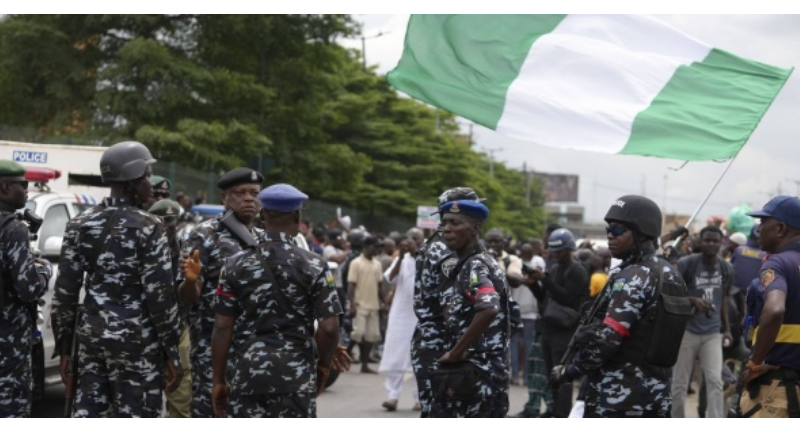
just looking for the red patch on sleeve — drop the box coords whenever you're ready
[603,317,630,337]
[476,287,496,295]
[216,284,236,298]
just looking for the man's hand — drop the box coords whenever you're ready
[723,330,734,348]
[212,382,231,418]
[316,366,331,396]
[743,360,779,387]
[60,355,74,399]
[182,249,202,283]
[548,365,567,389]
[527,268,546,282]
[331,344,353,372]
[165,359,184,394]
[688,296,713,313]
[438,350,467,364]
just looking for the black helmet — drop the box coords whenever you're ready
[100,141,156,183]
[347,228,367,249]
[437,187,482,206]
[548,228,576,252]
[604,195,662,239]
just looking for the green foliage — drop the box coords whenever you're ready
[0,14,545,239]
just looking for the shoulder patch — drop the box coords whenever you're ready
[470,269,479,286]
[325,270,335,288]
[760,269,775,288]
[612,278,626,292]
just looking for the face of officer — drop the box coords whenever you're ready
[700,230,722,257]
[221,182,261,224]
[758,217,789,254]
[136,167,154,206]
[442,213,481,254]
[0,176,28,209]
[606,221,634,259]
[551,248,572,265]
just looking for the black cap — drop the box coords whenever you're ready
[217,167,264,190]
[364,236,380,247]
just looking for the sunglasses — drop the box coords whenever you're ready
[160,216,178,225]
[606,224,629,238]
[5,180,29,190]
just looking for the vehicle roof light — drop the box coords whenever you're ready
[25,167,62,183]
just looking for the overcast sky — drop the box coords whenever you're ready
[339,15,800,227]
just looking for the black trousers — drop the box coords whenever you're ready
[541,329,574,418]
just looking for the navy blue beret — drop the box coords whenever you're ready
[258,183,308,212]
[439,200,489,221]
[217,167,263,190]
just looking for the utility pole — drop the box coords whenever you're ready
[523,162,531,207]
[480,147,503,178]
[360,31,390,70]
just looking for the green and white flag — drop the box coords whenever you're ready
[387,15,792,161]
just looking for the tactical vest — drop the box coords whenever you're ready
[609,257,692,368]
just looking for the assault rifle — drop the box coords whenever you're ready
[219,210,257,248]
[560,279,612,367]
[64,306,82,417]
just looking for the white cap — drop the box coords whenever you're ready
[729,232,747,246]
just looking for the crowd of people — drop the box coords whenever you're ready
[0,140,797,418]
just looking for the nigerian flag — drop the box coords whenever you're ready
[387,15,793,161]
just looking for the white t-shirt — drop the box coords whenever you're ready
[511,255,545,319]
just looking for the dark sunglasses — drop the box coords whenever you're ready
[606,224,629,238]
[160,216,178,225]
[5,180,29,190]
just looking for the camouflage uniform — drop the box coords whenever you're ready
[411,228,449,417]
[178,216,262,418]
[51,197,181,417]
[563,254,681,417]
[430,243,511,418]
[0,209,50,418]
[215,232,343,417]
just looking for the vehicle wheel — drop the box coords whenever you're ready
[325,369,339,388]
[31,338,45,401]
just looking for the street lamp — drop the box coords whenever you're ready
[360,31,390,70]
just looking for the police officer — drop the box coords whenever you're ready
[549,195,688,417]
[150,199,192,418]
[52,141,183,417]
[178,167,263,417]
[738,196,800,418]
[431,197,511,417]
[0,160,51,417]
[411,187,481,417]
[209,184,342,417]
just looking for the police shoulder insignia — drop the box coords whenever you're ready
[612,278,626,292]
[325,271,335,288]
[470,270,479,285]
[760,269,775,288]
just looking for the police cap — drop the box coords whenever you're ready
[149,199,182,217]
[217,167,263,190]
[258,183,308,212]
[439,200,489,221]
[748,195,800,230]
[0,160,26,178]
[151,176,172,194]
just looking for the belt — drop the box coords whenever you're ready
[753,324,800,345]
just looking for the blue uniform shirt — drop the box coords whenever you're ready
[731,245,766,291]
[753,242,800,370]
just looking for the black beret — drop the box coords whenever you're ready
[217,167,263,190]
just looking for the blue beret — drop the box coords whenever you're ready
[259,183,308,212]
[439,200,489,221]
[217,167,263,190]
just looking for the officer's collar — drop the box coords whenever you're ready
[454,241,484,265]
[262,231,294,244]
[776,242,800,254]
[103,197,136,207]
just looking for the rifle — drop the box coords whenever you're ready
[64,306,82,417]
[219,210,257,248]
[560,279,612,367]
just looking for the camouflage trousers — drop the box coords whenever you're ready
[71,338,163,417]
[429,378,509,417]
[228,391,316,417]
[411,349,439,417]
[524,332,554,416]
[0,356,32,417]
[189,333,214,418]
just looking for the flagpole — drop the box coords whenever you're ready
[682,156,738,230]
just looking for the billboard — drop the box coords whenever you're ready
[416,206,440,229]
[534,172,579,203]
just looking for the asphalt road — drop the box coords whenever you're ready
[31,362,702,417]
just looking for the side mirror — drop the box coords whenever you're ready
[42,236,63,258]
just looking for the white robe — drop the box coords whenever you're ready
[378,254,418,373]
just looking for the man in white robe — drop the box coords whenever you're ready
[378,229,423,411]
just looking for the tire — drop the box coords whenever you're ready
[31,337,45,401]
